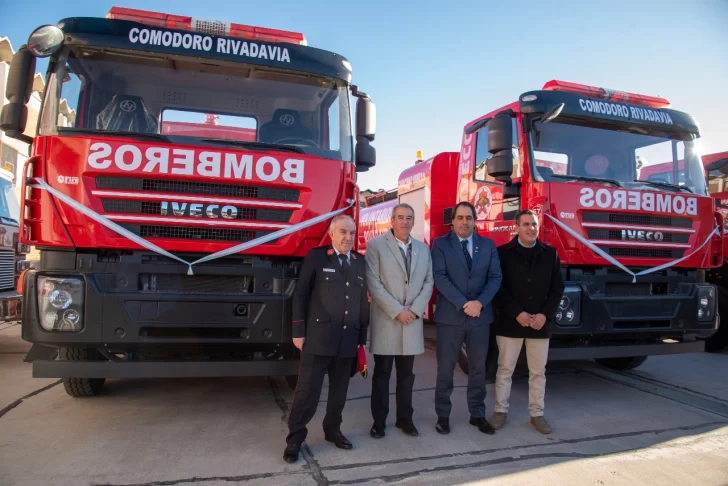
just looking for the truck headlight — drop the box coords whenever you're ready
[555,286,581,326]
[37,276,84,331]
[697,285,716,322]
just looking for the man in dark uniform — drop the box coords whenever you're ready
[284,215,370,463]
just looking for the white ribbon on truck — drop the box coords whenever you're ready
[544,212,720,283]
[31,177,355,275]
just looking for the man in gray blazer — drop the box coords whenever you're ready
[365,203,434,439]
[431,201,502,435]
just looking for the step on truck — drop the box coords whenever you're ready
[0,7,376,396]
[360,80,721,371]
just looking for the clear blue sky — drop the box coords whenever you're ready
[2,0,727,191]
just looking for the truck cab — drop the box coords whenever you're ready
[1,7,376,396]
[458,80,720,367]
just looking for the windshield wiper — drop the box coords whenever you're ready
[199,139,304,154]
[551,174,622,187]
[58,127,171,143]
[634,179,693,194]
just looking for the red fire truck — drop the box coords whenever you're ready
[360,80,721,371]
[0,7,376,396]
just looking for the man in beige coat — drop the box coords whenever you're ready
[365,203,434,438]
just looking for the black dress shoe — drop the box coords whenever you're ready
[396,420,419,436]
[470,417,496,435]
[283,443,300,463]
[325,431,353,450]
[436,417,450,434]
[370,423,386,438]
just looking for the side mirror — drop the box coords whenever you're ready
[0,46,36,144]
[355,95,376,172]
[487,113,512,154]
[486,152,513,185]
[356,97,376,141]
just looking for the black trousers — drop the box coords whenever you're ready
[286,352,354,446]
[370,354,416,427]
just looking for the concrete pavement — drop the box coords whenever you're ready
[1,323,727,486]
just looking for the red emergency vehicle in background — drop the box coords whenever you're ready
[0,7,376,396]
[360,80,722,371]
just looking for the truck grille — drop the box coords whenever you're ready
[121,224,271,243]
[96,177,299,201]
[0,250,14,291]
[93,176,300,245]
[102,199,293,223]
[586,229,689,244]
[582,211,694,259]
[582,212,692,228]
[599,247,684,259]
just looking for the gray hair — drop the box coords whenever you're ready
[391,203,415,219]
[329,215,355,233]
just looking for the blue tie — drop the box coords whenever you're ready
[461,239,472,272]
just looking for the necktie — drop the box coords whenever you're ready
[338,253,350,274]
[461,239,472,272]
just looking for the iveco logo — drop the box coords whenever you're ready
[161,202,239,220]
[621,230,664,242]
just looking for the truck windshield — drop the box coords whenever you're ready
[529,119,707,196]
[40,47,353,162]
[0,178,20,224]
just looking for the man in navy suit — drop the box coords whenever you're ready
[431,201,502,435]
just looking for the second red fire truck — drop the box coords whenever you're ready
[360,80,721,370]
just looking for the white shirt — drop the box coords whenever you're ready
[394,234,412,253]
[333,247,351,266]
[457,234,474,258]
[517,238,537,248]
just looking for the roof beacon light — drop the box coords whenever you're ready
[542,80,670,109]
[416,150,424,162]
[107,7,308,46]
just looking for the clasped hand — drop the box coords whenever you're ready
[396,307,418,324]
[463,300,483,318]
[516,312,547,330]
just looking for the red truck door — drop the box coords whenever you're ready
[464,116,523,246]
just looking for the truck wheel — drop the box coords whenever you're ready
[286,374,298,390]
[595,356,647,371]
[705,287,728,352]
[704,325,728,352]
[60,348,106,397]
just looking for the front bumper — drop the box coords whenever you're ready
[553,268,718,339]
[21,250,300,352]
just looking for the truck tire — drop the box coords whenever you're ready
[60,348,106,397]
[705,286,728,352]
[595,356,647,371]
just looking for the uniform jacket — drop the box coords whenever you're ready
[431,230,502,326]
[494,237,565,339]
[365,230,434,356]
[292,245,370,357]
